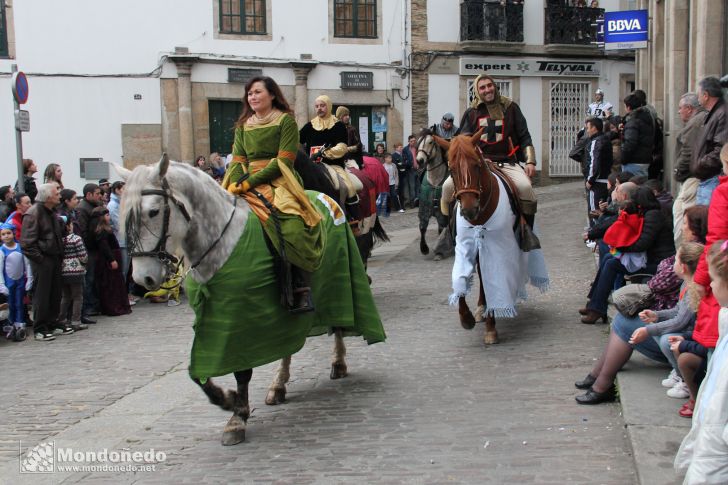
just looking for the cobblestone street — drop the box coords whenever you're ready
[0,181,638,484]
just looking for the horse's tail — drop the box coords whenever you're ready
[371,216,389,244]
[193,377,238,411]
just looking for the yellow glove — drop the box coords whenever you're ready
[227,180,250,195]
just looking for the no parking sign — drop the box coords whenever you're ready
[12,71,29,105]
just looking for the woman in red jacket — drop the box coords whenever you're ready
[675,144,728,417]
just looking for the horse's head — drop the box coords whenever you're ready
[447,129,487,222]
[117,154,194,290]
[415,128,438,167]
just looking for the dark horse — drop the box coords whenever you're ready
[294,150,389,269]
[415,128,450,256]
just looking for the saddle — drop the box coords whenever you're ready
[484,159,541,252]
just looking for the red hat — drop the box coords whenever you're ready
[603,211,644,248]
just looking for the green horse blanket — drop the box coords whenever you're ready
[186,191,386,380]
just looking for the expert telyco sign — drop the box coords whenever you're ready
[604,9,648,50]
[459,58,601,78]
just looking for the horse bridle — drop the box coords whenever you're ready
[417,135,447,173]
[452,150,495,222]
[128,176,236,286]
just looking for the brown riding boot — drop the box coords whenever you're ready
[290,267,315,314]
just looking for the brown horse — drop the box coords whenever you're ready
[433,129,499,344]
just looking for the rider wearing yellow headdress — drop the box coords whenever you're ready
[299,95,350,163]
[223,76,323,313]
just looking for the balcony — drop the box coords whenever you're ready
[460,1,524,44]
[544,5,604,46]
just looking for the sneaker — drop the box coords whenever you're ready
[35,332,56,341]
[128,299,137,306]
[585,240,596,249]
[667,381,691,399]
[661,369,680,388]
[167,299,180,307]
[398,209,405,213]
[13,327,26,341]
[71,322,88,331]
[54,325,74,336]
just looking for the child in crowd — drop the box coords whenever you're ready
[59,217,88,331]
[0,222,32,341]
[675,240,728,482]
[574,242,702,405]
[380,153,400,216]
[90,207,131,316]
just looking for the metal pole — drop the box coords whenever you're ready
[12,64,24,190]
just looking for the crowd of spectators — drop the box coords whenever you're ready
[0,162,139,342]
[571,76,728,480]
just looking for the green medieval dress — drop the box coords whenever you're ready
[186,191,386,380]
[222,112,323,272]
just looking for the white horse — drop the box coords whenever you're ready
[116,155,385,445]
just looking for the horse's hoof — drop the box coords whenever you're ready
[420,242,429,255]
[475,305,486,323]
[330,362,348,380]
[484,331,499,345]
[265,388,286,405]
[221,415,246,446]
[459,312,476,330]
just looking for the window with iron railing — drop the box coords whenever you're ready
[219,0,267,35]
[544,2,604,45]
[0,0,8,57]
[460,0,524,43]
[334,0,377,38]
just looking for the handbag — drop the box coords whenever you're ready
[515,216,541,252]
[612,283,654,317]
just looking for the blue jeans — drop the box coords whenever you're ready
[587,254,630,315]
[82,252,99,316]
[621,163,649,178]
[696,175,720,206]
[611,313,689,371]
[376,193,390,217]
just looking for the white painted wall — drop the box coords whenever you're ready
[519,77,543,169]
[427,74,460,128]
[1,77,161,190]
[0,0,406,191]
[523,2,545,45]
[427,0,460,43]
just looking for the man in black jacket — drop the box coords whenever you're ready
[584,117,613,225]
[691,76,728,205]
[20,183,67,340]
[77,183,103,322]
[621,93,655,177]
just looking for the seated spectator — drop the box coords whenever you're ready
[674,241,728,481]
[676,144,728,418]
[574,242,703,404]
[580,187,676,323]
[645,178,674,216]
[90,207,131,317]
[585,182,639,264]
[628,174,648,186]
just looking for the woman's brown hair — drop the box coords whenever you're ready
[43,163,63,188]
[684,205,709,244]
[91,206,111,234]
[235,76,294,127]
[708,240,728,284]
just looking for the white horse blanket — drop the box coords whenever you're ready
[450,176,549,318]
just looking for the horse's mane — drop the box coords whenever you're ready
[448,135,479,166]
[416,127,433,146]
[120,161,231,239]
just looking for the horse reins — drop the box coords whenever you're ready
[129,175,237,288]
